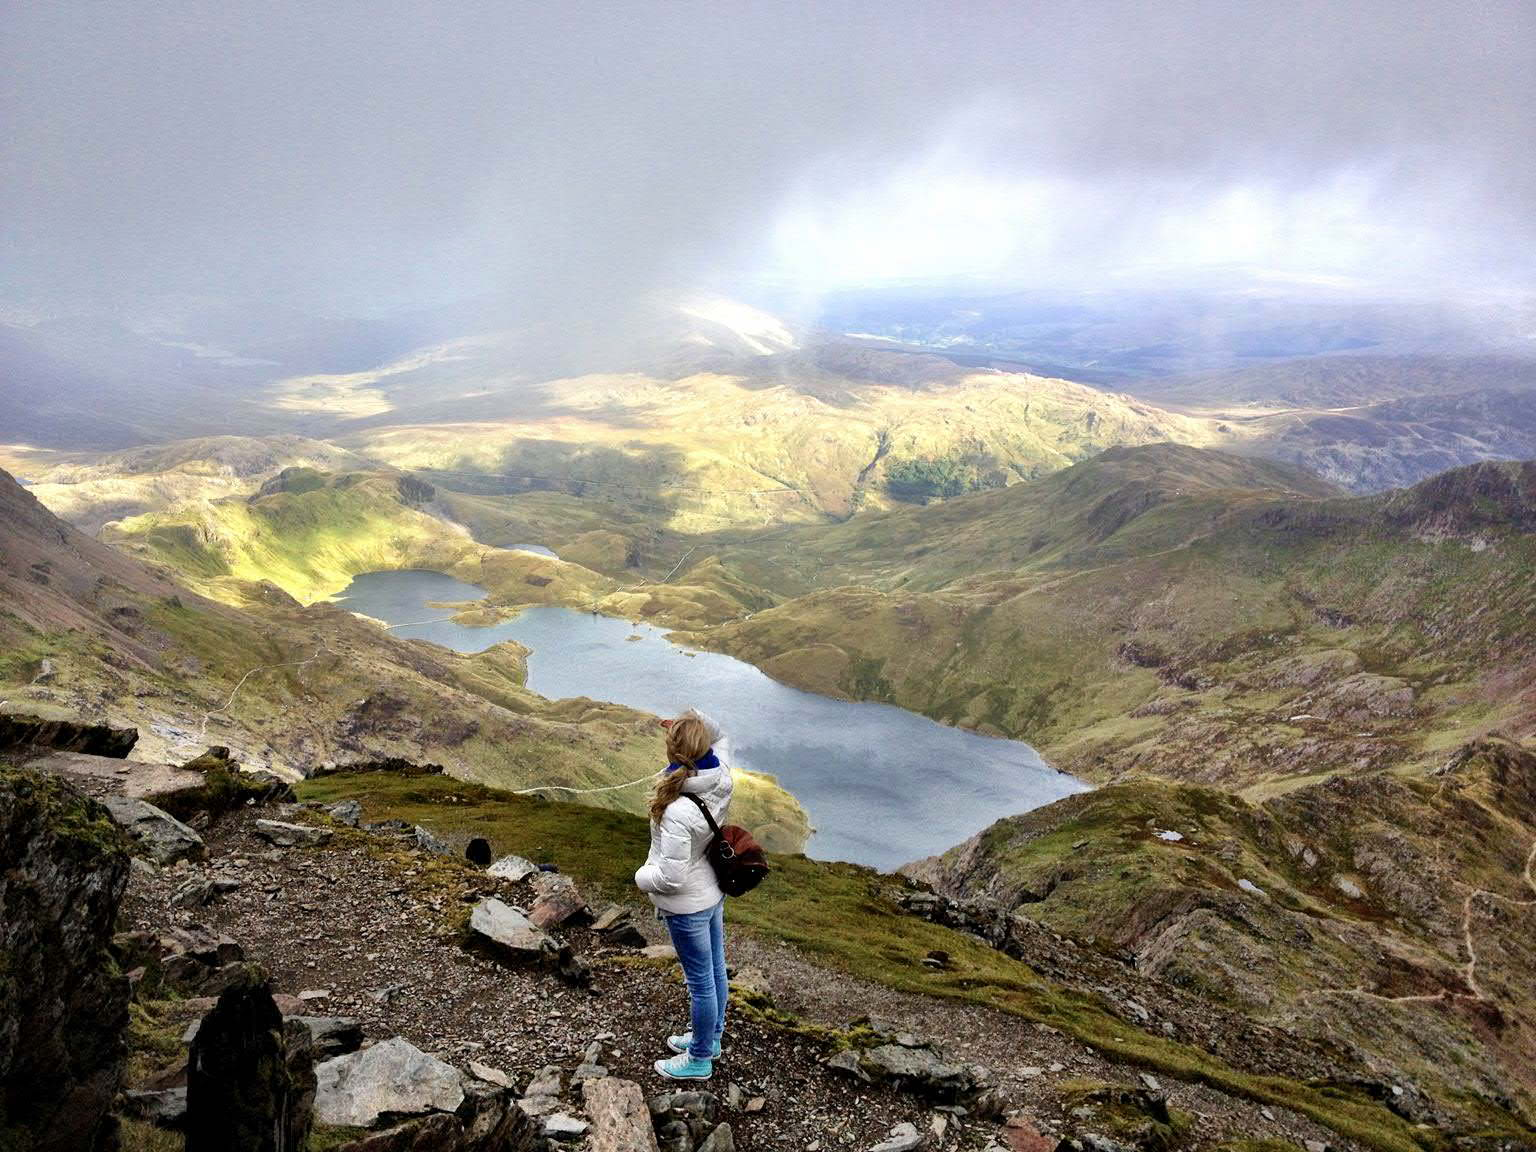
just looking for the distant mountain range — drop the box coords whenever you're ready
[7,294,1536,501]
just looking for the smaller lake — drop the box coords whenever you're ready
[336,570,1088,870]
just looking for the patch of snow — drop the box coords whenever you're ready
[1155,829,1184,842]
[1237,878,1267,897]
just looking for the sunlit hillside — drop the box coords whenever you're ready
[343,367,1221,527]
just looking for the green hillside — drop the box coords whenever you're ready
[683,451,1536,789]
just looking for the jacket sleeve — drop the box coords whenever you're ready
[634,807,695,895]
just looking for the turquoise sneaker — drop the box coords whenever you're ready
[666,1032,722,1059]
[654,1052,713,1080]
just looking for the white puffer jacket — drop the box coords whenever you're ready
[634,714,734,915]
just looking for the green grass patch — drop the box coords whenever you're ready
[125,999,192,1086]
[120,1119,184,1152]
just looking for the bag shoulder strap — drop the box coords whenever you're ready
[683,792,723,839]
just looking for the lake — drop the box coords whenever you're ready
[335,569,1087,870]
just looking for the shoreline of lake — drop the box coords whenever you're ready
[334,569,1089,870]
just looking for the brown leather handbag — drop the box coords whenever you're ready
[685,794,769,896]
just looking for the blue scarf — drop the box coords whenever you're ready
[665,749,720,775]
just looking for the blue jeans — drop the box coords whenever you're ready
[662,899,727,1059]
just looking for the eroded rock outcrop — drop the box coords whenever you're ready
[0,765,130,1152]
[0,712,138,758]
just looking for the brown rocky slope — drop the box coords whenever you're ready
[8,741,1440,1152]
[905,738,1536,1138]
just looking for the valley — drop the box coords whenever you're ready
[5,331,1536,1149]
[10,8,1536,1150]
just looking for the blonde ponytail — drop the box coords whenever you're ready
[648,715,711,824]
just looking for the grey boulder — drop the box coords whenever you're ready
[871,1122,928,1152]
[253,818,332,848]
[313,1037,464,1128]
[469,898,553,962]
[859,1043,993,1105]
[486,854,539,883]
[103,795,205,864]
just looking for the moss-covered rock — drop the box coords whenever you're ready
[0,764,131,1152]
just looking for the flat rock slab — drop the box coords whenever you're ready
[857,1044,991,1106]
[25,749,205,801]
[590,903,629,932]
[253,819,332,848]
[103,796,205,864]
[313,1036,464,1128]
[467,1060,515,1090]
[545,1113,590,1142]
[469,898,552,960]
[582,1078,660,1152]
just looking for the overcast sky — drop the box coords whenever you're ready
[3,0,1533,330]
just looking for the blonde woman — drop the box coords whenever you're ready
[634,709,732,1080]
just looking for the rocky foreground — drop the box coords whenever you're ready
[0,722,1393,1152]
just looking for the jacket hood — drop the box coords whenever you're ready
[681,763,730,798]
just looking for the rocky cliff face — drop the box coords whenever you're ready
[0,764,131,1151]
[0,713,139,759]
